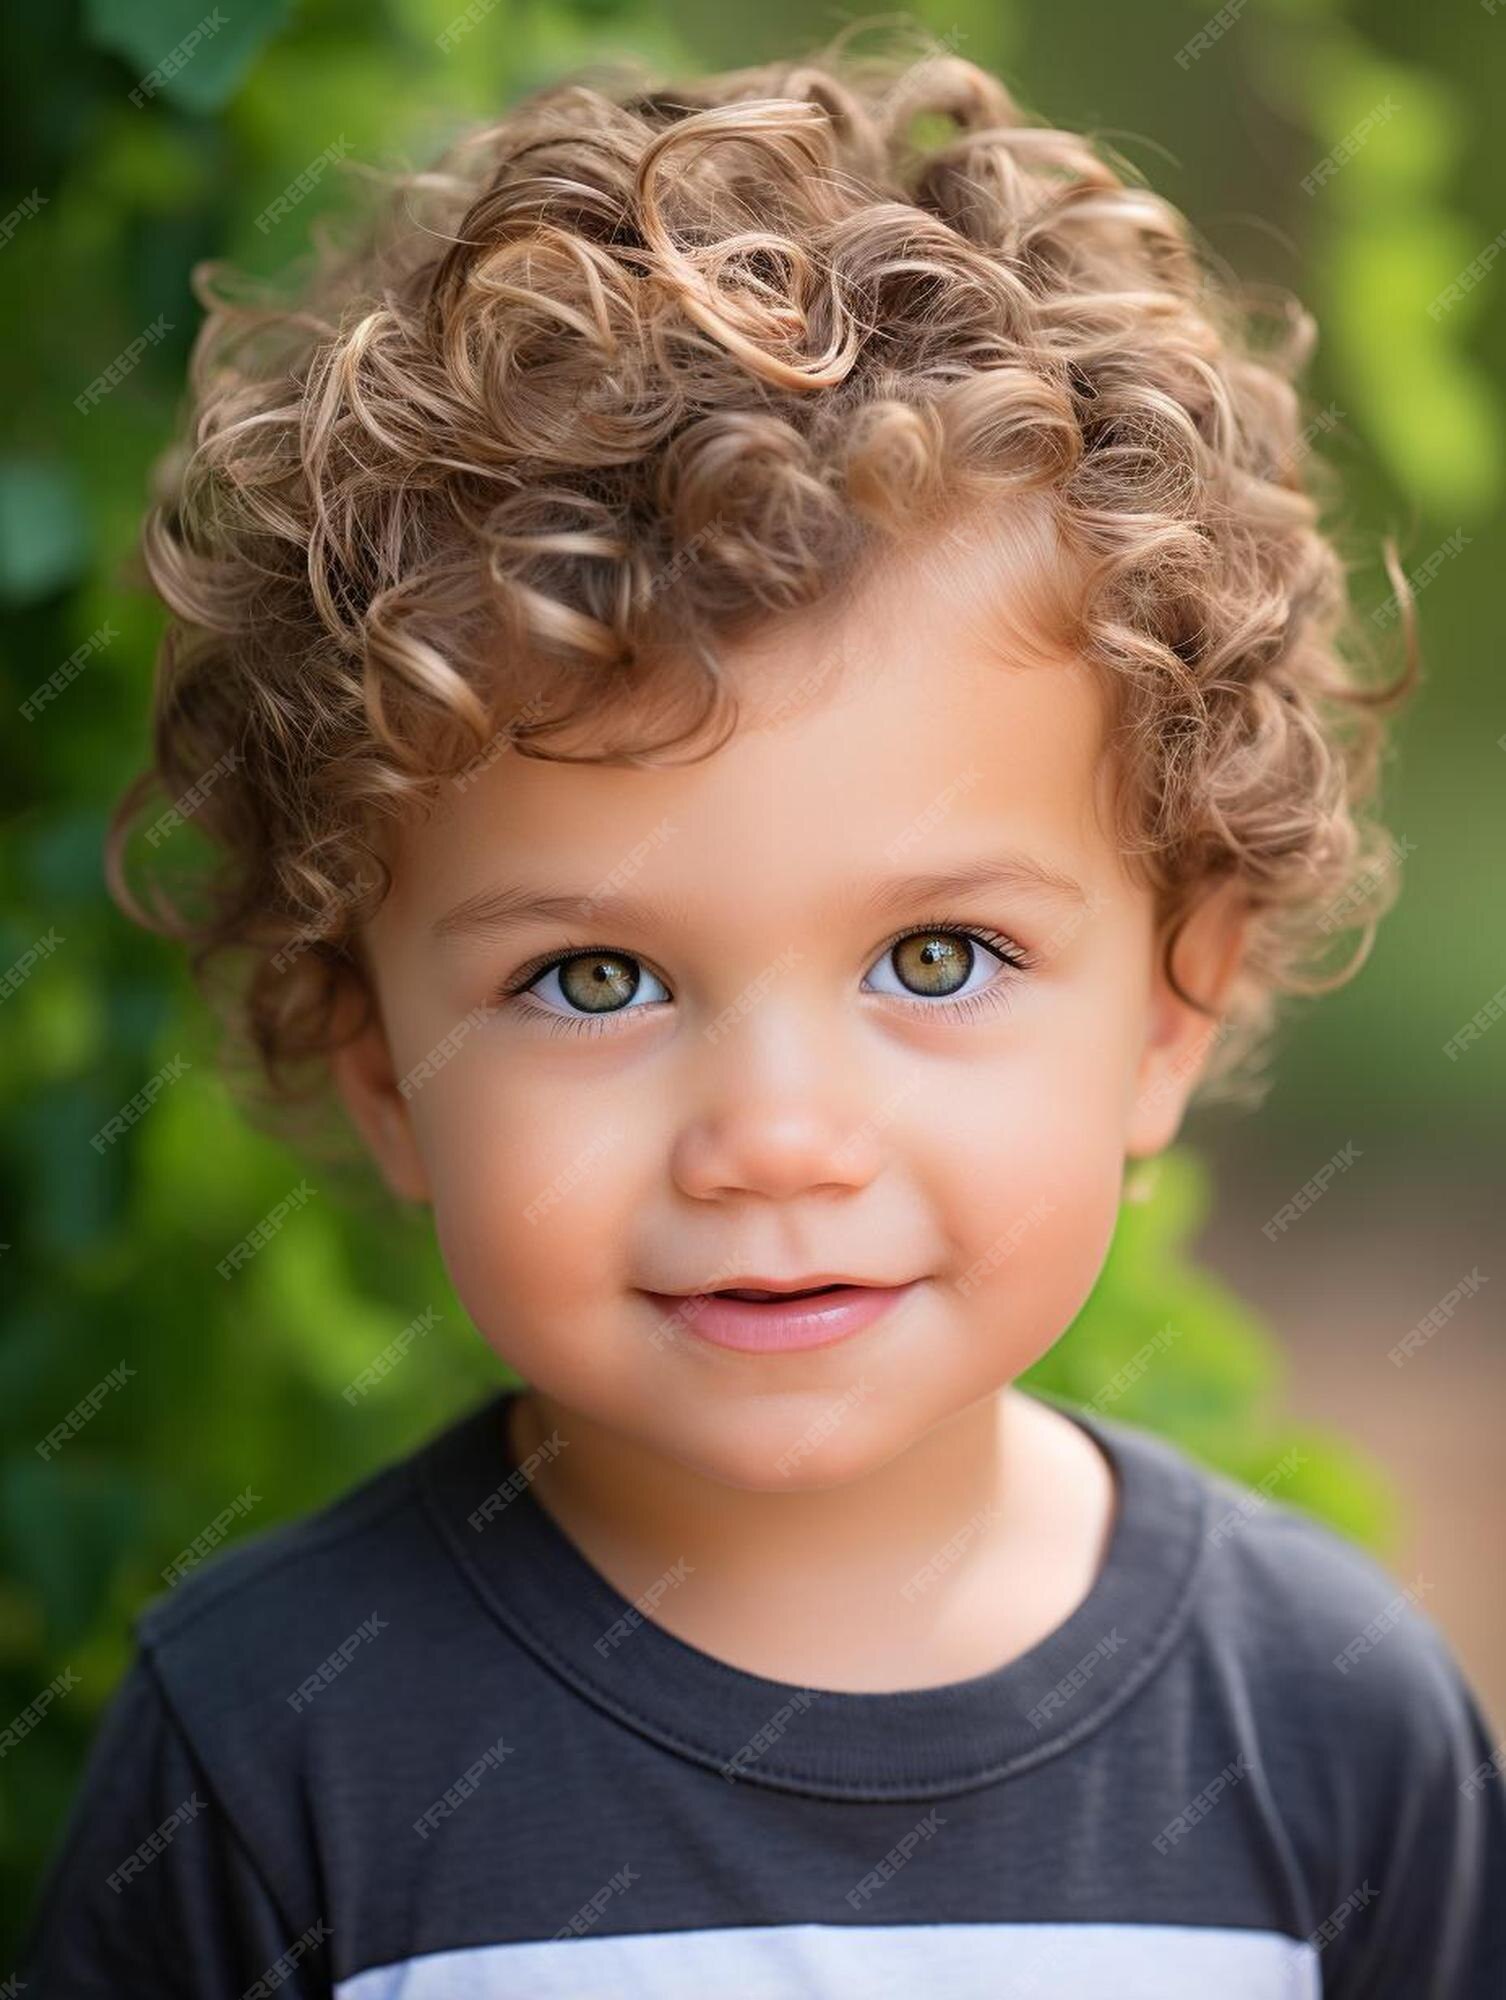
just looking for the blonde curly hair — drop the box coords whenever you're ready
[106,23,1417,1139]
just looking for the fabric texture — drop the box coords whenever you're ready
[18,1383,1506,1997]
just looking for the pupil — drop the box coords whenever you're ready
[560,952,638,1013]
[895,932,971,998]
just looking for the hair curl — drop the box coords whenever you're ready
[106,22,1418,1146]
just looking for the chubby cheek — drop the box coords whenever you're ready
[413,1052,644,1382]
[926,1023,1133,1387]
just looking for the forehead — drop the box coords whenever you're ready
[377,502,1120,939]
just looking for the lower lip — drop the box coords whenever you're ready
[642,1282,920,1354]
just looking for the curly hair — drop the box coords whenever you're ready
[106,22,1417,1143]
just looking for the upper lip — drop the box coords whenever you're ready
[652,1274,901,1297]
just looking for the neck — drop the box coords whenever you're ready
[505,1382,1114,1688]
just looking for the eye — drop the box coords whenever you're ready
[861,925,1029,1018]
[506,948,670,1035]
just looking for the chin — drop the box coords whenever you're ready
[649,1392,908,1493]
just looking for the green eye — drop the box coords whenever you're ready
[520,950,670,1022]
[889,932,975,998]
[863,926,1027,1009]
[554,952,642,1013]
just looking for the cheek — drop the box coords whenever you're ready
[922,1019,1135,1364]
[413,1052,640,1354]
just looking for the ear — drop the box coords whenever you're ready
[327,972,432,1204]
[1125,881,1250,1160]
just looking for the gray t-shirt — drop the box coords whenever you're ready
[19,1385,1506,1996]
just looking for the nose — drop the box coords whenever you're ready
[668,998,888,1203]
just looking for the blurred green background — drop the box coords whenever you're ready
[3,0,1504,1964]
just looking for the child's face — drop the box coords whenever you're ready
[334,509,1243,1488]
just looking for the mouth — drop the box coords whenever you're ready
[666,1275,896,1301]
[640,1278,922,1355]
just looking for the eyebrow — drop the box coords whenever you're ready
[430,851,1089,943]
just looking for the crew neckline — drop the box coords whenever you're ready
[419,1384,1210,1803]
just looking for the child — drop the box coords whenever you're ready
[22,28,1505,1998]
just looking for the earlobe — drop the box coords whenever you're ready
[1126,883,1250,1161]
[327,976,432,1205]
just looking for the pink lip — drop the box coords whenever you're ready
[641,1282,920,1354]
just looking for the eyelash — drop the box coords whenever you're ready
[493,923,1035,1039]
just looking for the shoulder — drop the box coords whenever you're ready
[136,1432,423,1656]
[130,1393,516,1786]
[1099,1410,1490,1781]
